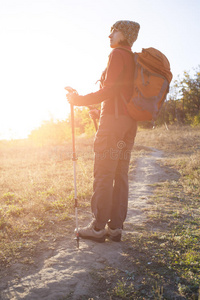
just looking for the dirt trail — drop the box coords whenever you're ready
[0,148,179,300]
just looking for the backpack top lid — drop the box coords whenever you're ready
[137,47,173,84]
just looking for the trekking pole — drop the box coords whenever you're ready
[65,87,79,248]
[70,103,79,248]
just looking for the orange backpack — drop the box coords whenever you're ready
[121,47,173,121]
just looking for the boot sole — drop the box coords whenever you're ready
[107,234,121,242]
[79,235,106,243]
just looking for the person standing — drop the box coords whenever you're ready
[66,20,140,242]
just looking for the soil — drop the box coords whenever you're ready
[0,147,180,300]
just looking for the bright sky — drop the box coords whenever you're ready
[0,0,200,140]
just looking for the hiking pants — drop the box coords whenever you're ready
[91,114,137,230]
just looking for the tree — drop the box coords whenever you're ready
[28,119,71,145]
[177,67,200,124]
[157,67,200,126]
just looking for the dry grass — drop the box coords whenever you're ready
[0,124,200,299]
[135,124,200,154]
[0,137,94,266]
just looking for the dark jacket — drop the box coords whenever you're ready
[73,46,134,116]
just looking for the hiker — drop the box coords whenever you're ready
[66,20,140,242]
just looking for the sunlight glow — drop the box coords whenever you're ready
[0,0,200,140]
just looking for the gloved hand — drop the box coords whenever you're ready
[65,86,82,106]
[66,93,82,106]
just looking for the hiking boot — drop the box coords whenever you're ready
[77,221,106,243]
[107,227,122,242]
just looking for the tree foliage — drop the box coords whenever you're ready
[156,66,200,126]
[28,107,98,145]
[28,118,71,145]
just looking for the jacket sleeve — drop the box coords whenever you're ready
[72,49,125,106]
